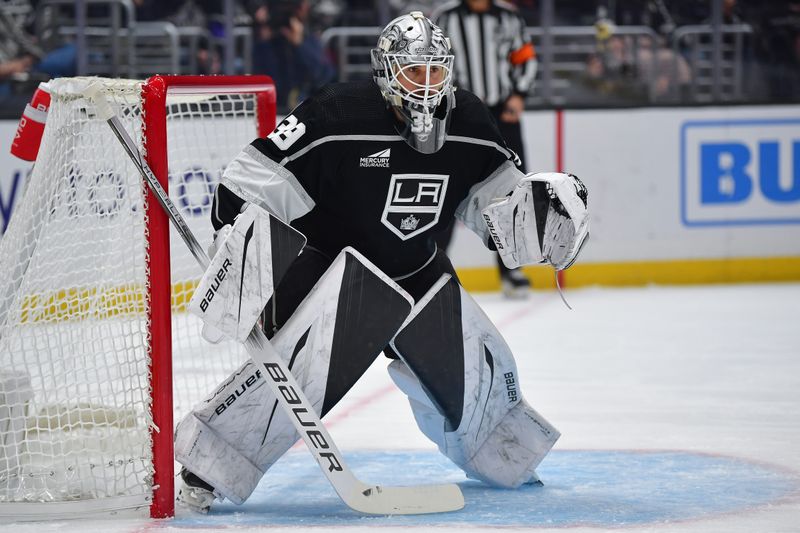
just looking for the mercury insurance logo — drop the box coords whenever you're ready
[360,148,391,168]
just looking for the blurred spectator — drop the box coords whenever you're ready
[591,5,689,104]
[572,49,646,105]
[133,0,208,25]
[552,0,603,26]
[752,1,800,100]
[133,0,233,74]
[252,0,335,111]
[336,0,378,26]
[599,0,735,34]
[387,0,438,18]
[635,35,691,102]
[306,0,343,32]
[508,0,537,25]
[0,3,75,97]
[720,0,743,25]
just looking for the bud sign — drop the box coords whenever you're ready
[681,118,800,226]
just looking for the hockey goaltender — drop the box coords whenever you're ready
[174,10,589,513]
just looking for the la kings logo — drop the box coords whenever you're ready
[381,173,449,240]
[360,148,391,168]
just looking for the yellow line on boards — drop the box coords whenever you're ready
[456,256,800,291]
[13,257,799,323]
[17,281,199,323]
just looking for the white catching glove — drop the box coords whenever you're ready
[482,172,589,270]
[200,224,233,344]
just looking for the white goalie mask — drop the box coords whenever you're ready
[371,11,455,154]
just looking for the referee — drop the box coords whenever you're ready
[432,0,538,298]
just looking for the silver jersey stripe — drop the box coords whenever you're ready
[220,145,316,223]
[244,144,314,208]
[446,135,515,160]
[276,132,514,186]
[278,134,406,166]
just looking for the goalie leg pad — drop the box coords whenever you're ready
[387,359,445,447]
[451,398,559,488]
[175,247,413,503]
[389,275,560,488]
[174,403,263,505]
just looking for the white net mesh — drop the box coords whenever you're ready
[0,77,263,514]
[165,91,258,417]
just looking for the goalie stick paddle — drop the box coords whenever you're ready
[82,82,464,515]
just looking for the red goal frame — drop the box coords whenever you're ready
[141,75,276,518]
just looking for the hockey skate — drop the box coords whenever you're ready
[177,467,218,513]
[525,470,544,487]
[500,266,531,299]
[465,469,543,486]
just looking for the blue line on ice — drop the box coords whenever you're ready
[176,449,799,528]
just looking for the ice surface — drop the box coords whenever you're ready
[4,283,799,532]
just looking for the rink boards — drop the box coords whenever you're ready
[3,105,800,289]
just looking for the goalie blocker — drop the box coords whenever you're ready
[187,203,306,343]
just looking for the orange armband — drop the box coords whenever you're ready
[508,42,536,65]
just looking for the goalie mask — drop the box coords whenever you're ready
[371,11,455,154]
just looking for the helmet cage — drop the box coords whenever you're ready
[371,11,455,153]
[382,53,454,113]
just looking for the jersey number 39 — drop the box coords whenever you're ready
[268,115,306,150]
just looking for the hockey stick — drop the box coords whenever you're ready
[83,82,464,515]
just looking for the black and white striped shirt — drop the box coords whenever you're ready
[432,0,537,107]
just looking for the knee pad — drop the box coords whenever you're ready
[389,275,560,488]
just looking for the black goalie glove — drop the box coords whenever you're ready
[482,172,589,270]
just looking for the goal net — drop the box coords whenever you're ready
[0,75,275,520]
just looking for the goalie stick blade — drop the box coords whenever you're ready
[344,482,465,515]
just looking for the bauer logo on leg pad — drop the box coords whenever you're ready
[188,204,305,343]
[504,372,517,403]
[199,258,233,312]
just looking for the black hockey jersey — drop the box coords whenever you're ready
[214,80,525,278]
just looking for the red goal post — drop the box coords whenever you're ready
[0,75,276,520]
[144,75,276,519]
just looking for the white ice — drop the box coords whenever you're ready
[3,282,799,532]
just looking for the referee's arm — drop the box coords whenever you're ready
[507,12,537,98]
